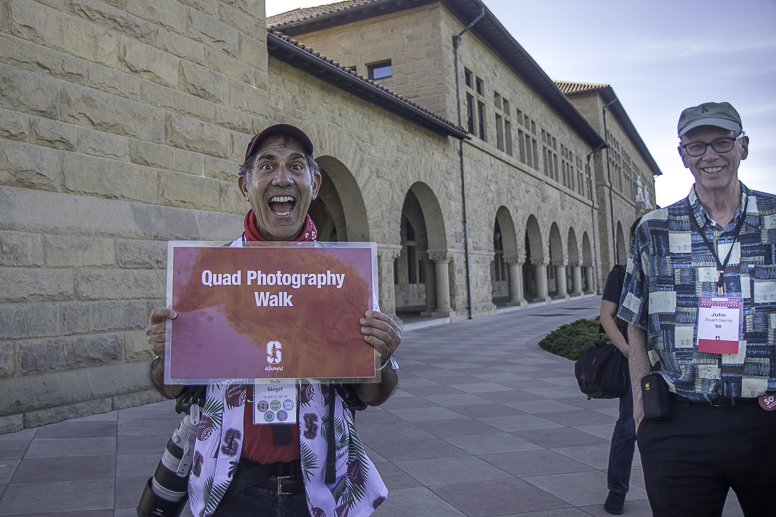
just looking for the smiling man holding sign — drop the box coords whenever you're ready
[618,103,776,516]
[144,124,400,517]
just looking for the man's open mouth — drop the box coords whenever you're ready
[268,195,296,216]
[702,166,723,174]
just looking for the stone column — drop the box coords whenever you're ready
[420,255,436,317]
[505,257,526,307]
[533,260,551,303]
[571,265,582,296]
[584,266,595,294]
[554,262,569,300]
[429,252,453,317]
[377,245,403,324]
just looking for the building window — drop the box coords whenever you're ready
[518,130,526,163]
[466,94,475,134]
[494,92,501,110]
[368,60,392,80]
[496,114,504,151]
[477,101,485,140]
[505,120,512,156]
[464,68,472,88]
[475,77,483,95]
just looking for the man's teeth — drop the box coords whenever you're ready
[703,167,722,173]
[270,196,294,203]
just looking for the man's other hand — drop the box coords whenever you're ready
[146,307,177,357]
[359,310,401,366]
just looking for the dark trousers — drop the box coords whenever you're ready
[607,373,636,494]
[212,487,311,517]
[637,397,776,516]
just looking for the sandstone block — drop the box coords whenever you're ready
[77,127,129,160]
[43,234,115,267]
[220,180,244,215]
[217,3,260,35]
[61,152,158,204]
[0,414,23,434]
[187,8,238,57]
[66,0,154,44]
[62,13,119,68]
[228,78,265,116]
[227,0,264,20]
[18,333,124,375]
[5,0,66,53]
[0,231,44,267]
[179,60,229,104]
[166,113,230,159]
[0,267,74,303]
[61,83,165,143]
[116,239,166,269]
[87,62,141,101]
[0,34,88,86]
[214,104,255,134]
[154,27,205,65]
[159,170,221,211]
[204,154,239,182]
[179,0,219,17]
[0,63,59,119]
[238,33,266,68]
[126,0,186,35]
[31,118,78,151]
[128,140,203,175]
[230,131,252,163]
[140,80,215,124]
[0,109,30,141]
[0,302,59,340]
[123,330,152,361]
[204,48,253,84]
[76,268,165,300]
[0,140,61,192]
[24,397,113,428]
[61,300,147,334]
[112,388,165,410]
[0,343,14,378]
[119,37,178,89]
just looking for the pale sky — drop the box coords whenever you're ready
[266,0,776,207]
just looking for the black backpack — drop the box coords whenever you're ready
[574,339,628,399]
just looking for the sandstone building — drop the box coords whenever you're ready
[0,0,659,431]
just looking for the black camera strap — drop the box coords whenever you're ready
[219,462,275,507]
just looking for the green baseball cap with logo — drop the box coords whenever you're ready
[678,102,742,137]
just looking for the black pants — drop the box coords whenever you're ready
[637,397,776,516]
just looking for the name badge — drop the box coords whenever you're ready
[696,295,741,354]
[253,382,298,425]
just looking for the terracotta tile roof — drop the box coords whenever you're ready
[267,29,467,138]
[554,80,610,95]
[267,1,378,27]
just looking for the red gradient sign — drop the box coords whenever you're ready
[165,242,376,384]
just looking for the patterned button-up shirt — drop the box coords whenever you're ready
[618,183,776,401]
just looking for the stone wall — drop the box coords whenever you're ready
[0,0,267,432]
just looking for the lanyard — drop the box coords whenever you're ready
[686,186,748,295]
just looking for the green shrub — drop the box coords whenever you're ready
[538,317,609,361]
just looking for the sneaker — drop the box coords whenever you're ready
[604,491,625,515]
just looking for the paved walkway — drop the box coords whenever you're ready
[0,296,745,516]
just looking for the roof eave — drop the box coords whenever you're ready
[266,31,469,141]
[567,86,662,177]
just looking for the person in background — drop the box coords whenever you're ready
[598,217,641,515]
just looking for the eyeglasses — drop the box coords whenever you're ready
[680,132,745,157]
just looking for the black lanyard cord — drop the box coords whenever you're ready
[686,185,749,293]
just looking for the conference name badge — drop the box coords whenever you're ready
[696,294,742,355]
[253,382,297,425]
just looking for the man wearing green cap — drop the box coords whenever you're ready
[617,102,776,516]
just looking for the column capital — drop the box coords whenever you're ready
[429,252,453,263]
[504,256,522,266]
[377,244,402,261]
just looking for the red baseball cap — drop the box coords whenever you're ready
[244,124,314,161]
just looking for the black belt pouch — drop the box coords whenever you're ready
[641,373,670,420]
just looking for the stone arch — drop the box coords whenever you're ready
[566,227,580,296]
[581,231,595,294]
[394,182,453,319]
[523,215,545,302]
[308,156,370,242]
[547,223,565,297]
[491,206,518,307]
[616,220,627,265]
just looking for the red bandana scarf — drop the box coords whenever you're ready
[243,209,318,242]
